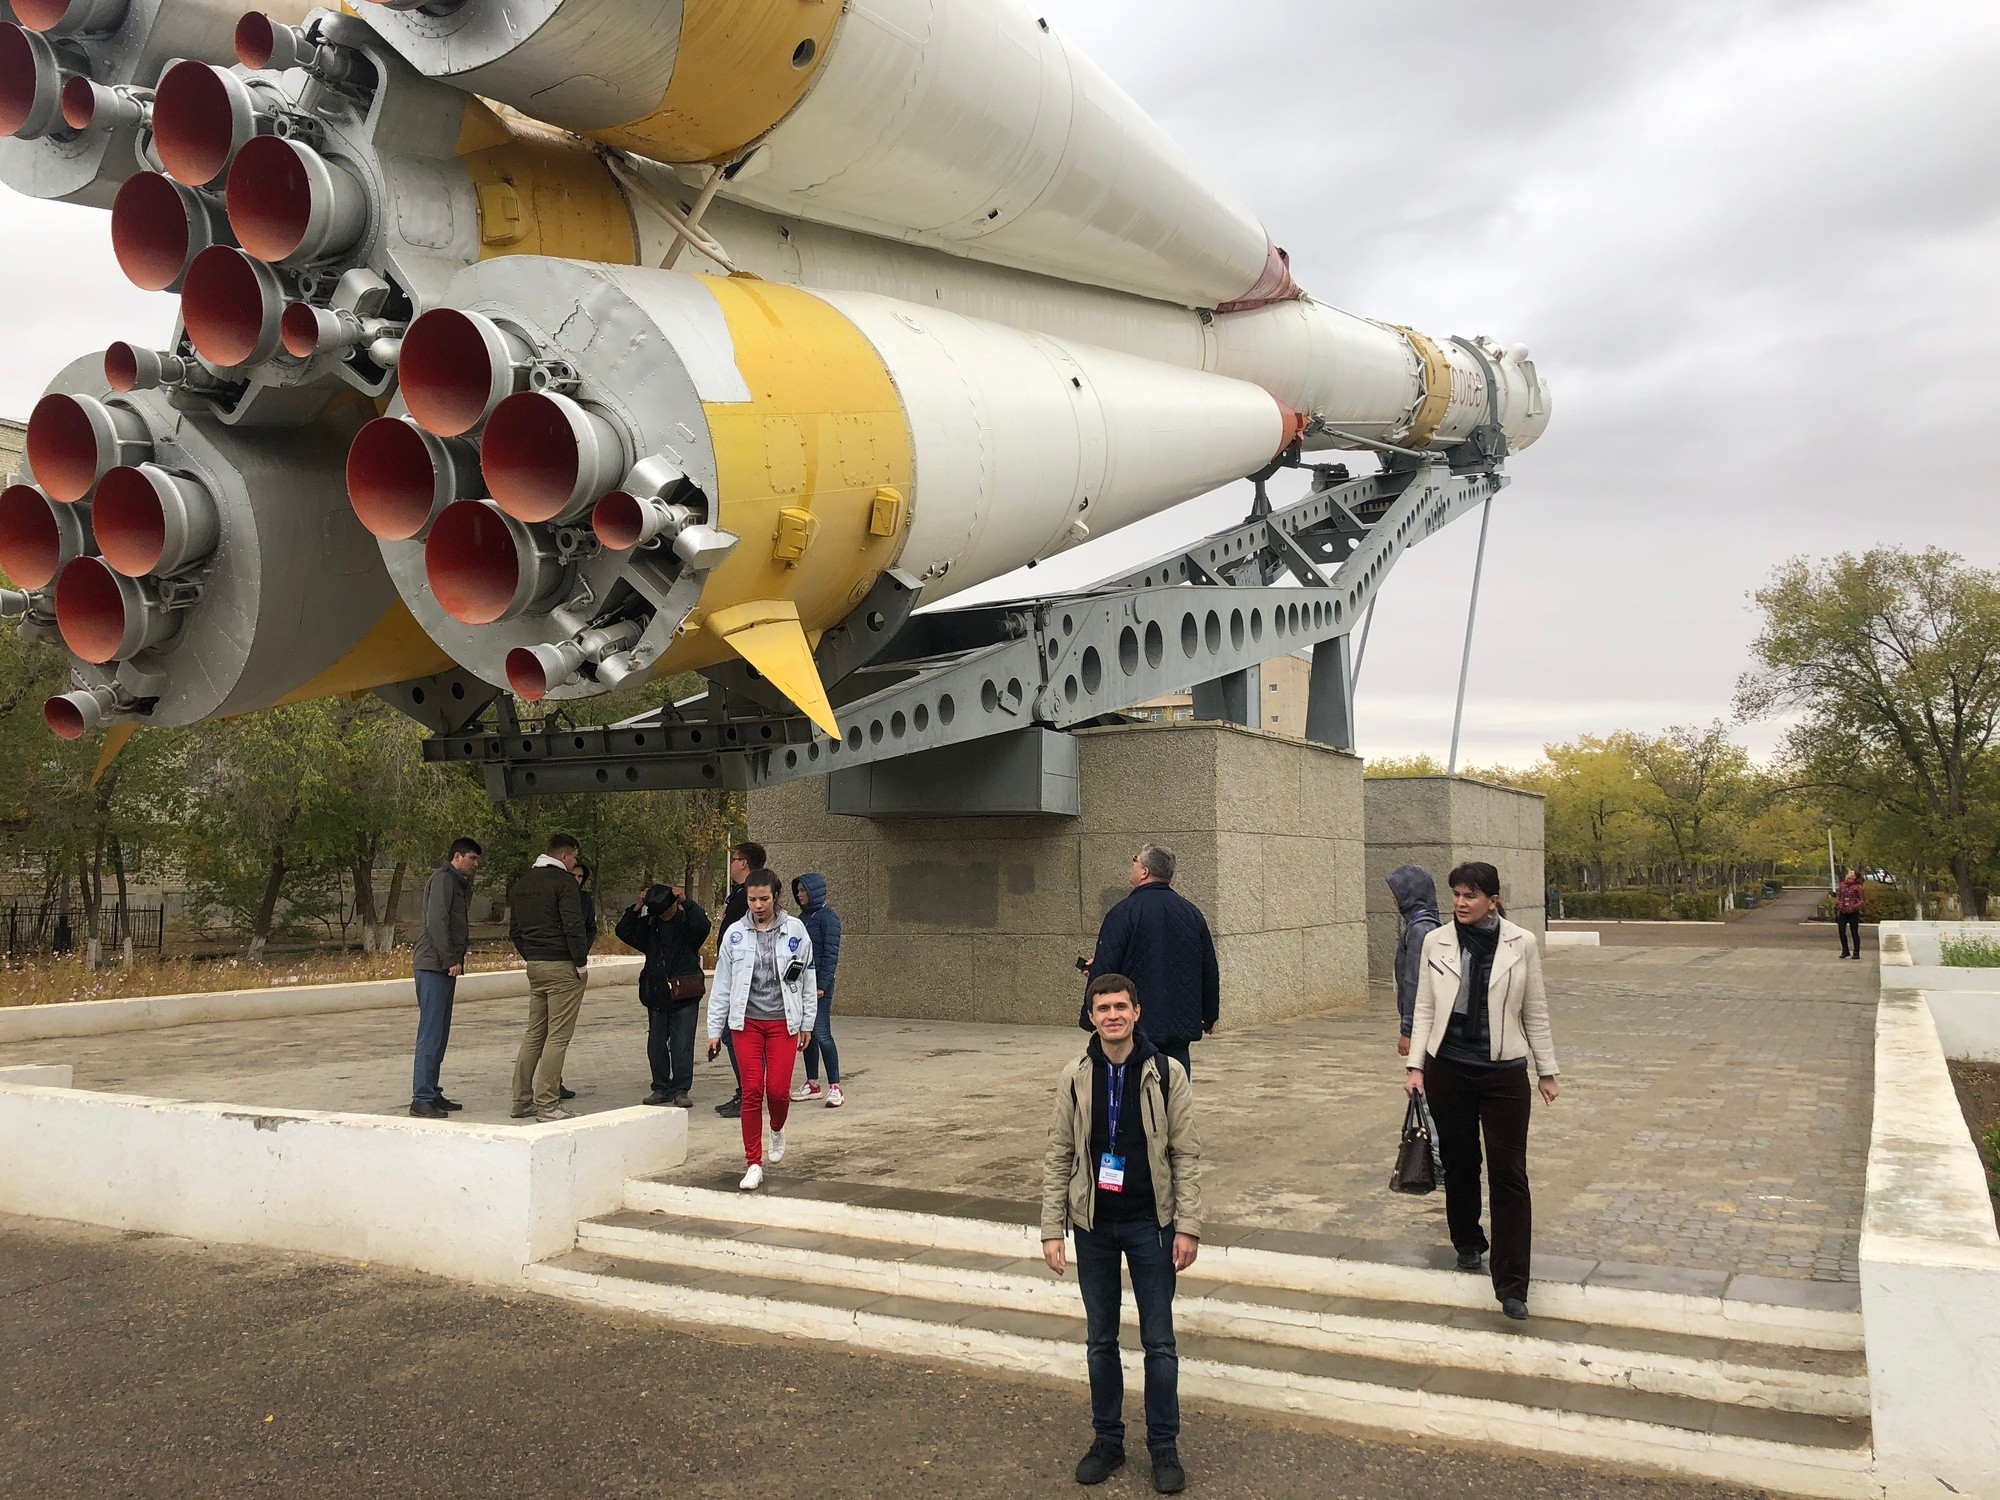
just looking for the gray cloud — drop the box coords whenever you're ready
[0,0,1992,766]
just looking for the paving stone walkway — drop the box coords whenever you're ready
[0,944,1874,1288]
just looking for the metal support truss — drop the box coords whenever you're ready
[423,453,1508,798]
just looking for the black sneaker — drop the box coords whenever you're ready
[1455,1248,1484,1273]
[1150,1447,1186,1494]
[435,1097,465,1112]
[559,1085,577,1101]
[715,1094,742,1118]
[408,1101,448,1119]
[1074,1438,1125,1486]
[1501,1297,1529,1321]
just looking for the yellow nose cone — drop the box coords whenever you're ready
[706,598,839,738]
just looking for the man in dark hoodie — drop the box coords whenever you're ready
[791,872,844,1106]
[1386,865,1442,1059]
[616,882,712,1107]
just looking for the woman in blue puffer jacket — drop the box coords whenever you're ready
[791,872,845,1107]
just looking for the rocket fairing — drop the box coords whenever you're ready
[351,0,1300,313]
[0,0,1553,743]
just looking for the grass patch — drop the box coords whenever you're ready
[1939,936,2000,967]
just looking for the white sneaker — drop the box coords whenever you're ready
[826,1085,845,1108]
[739,1163,764,1191]
[790,1080,820,1102]
[768,1127,787,1164]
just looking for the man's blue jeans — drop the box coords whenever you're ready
[801,990,840,1086]
[1074,1216,1180,1451]
[412,969,456,1104]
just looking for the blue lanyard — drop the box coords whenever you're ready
[1106,1062,1126,1146]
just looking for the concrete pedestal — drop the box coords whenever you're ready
[750,722,1366,1027]
[1364,775,1546,982]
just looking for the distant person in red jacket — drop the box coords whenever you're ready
[1835,870,1865,961]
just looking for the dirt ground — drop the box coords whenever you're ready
[1948,1059,2000,1235]
[0,1215,1775,1500]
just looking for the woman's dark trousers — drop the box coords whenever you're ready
[1837,912,1861,957]
[1425,1052,1534,1301]
[646,998,699,1096]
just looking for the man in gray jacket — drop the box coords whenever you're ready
[409,837,481,1119]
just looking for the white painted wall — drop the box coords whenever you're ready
[0,955,645,1046]
[0,1085,685,1284]
[1862,940,2000,1497]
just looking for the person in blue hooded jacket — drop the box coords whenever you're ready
[1387,865,1441,1058]
[792,872,846,1107]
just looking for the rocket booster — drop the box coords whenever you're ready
[353,0,1299,312]
[367,259,1294,731]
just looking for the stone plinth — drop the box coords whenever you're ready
[1364,775,1545,981]
[749,721,1366,1027]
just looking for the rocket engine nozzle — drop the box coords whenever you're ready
[44,683,126,740]
[505,619,645,702]
[398,308,532,438]
[227,134,369,265]
[54,554,178,662]
[181,245,286,368]
[14,0,130,37]
[59,75,147,132]
[0,482,90,589]
[93,464,220,577]
[592,488,694,553]
[110,171,228,293]
[345,415,479,541]
[152,60,267,188]
[482,391,629,525]
[424,499,567,626]
[26,391,151,502]
[0,23,69,140]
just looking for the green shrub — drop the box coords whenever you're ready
[1940,937,2000,968]
[1672,891,1722,921]
[1556,890,1671,920]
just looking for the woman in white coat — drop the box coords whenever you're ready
[1403,861,1560,1320]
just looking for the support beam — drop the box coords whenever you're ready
[1305,635,1356,751]
[1193,667,1254,727]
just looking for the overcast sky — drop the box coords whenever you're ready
[1,0,1995,766]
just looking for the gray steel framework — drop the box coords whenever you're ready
[413,446,1508,799]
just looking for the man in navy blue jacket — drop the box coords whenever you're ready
[1084,844,1220,1080]
[792,872,846,1106]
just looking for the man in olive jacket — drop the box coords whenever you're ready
[508,833,590,1121]
[1042,974,1202,1495]
[408,836,480,1119]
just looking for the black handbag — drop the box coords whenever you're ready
[1390,1092,1444,1195]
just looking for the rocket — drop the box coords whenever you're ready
[0,0,1551,746]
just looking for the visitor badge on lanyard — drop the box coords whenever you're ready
[1097,1061,1127,1192]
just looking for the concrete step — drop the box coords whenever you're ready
[528,1248,1876,1500]
[622,1177,1865,1351]
[576,1207,1867,1419]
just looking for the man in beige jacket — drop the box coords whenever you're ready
[1042,974,1202,1494]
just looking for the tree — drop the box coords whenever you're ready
[1630,722,1753,890]
[1739,548,2000,919]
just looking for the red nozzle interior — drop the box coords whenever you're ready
[103,343,142,393]
[505,646,550,701]
[181,245,275,367]
[0,25,50,140]
[13,1,75,30]
[91,464,170,576]
[346,417,442,540]
[234,13,279,69]
[0,483,65,588]
[591,490,648,550]
[44,695,89,740]
[54,555,135,663]
[152,61,240,187]
[425,501,524,626]
[26,393,106,503]
[399,309,501,438]
[227,133,313,262]
[483,392,591,523]
[110,172,199,291]
[281,302,323,358]
[58,72,96,129]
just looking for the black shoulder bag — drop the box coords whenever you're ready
[1390,1092,1444,1195]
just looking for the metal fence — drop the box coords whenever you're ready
[0,902,165,957]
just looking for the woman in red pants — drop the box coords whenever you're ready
[707,868,817,1190]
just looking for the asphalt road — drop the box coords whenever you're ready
[0,1216,1771,1500]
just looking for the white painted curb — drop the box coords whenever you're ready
[0,955,647,1045]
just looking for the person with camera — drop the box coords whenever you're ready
[616,882,712,1107]
[707,868,816,1190]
